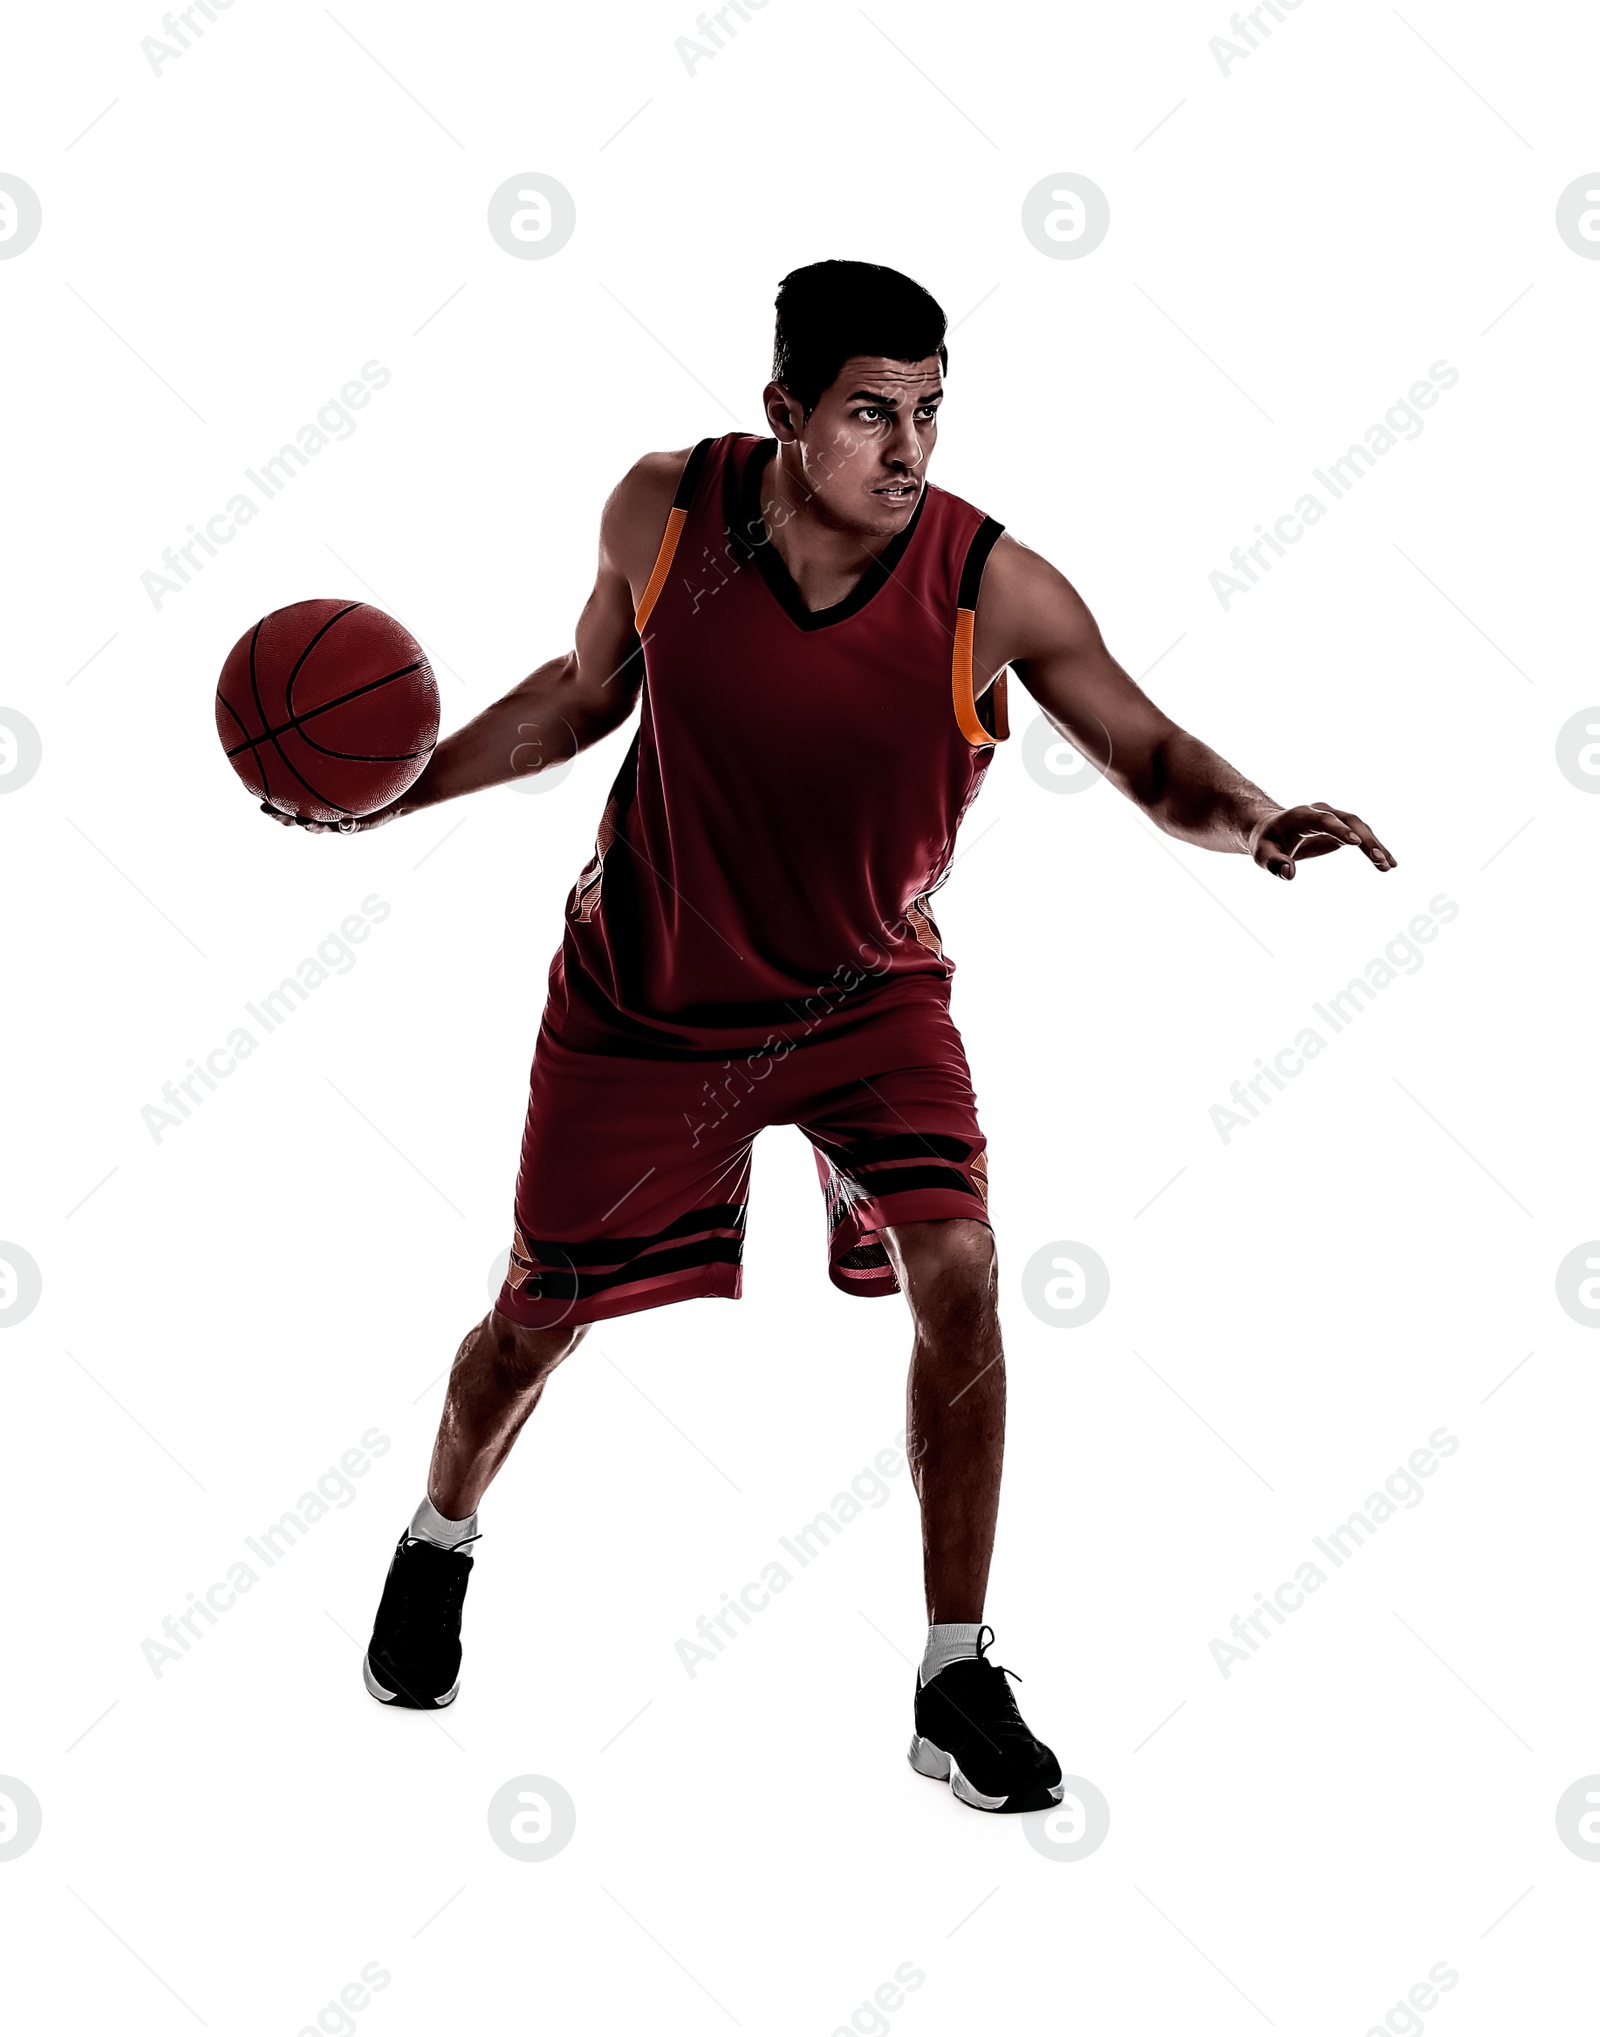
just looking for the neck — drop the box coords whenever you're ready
[759,441,904,612]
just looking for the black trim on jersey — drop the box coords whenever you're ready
[957,515,1005,609]
[725,437,929,632]
[674,437,714,512]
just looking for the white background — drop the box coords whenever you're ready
[3,0,1598,2030]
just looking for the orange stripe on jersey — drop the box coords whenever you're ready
[632,440,714,636]
[952,610,1009,748]
[951,610,986,745]
[634,506,687,636]
[951,514,1009,747]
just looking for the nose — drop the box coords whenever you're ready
[884,410,924,471]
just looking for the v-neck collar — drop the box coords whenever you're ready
[725,437,929,632]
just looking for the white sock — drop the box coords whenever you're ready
[409,1493,479,1554]
[919,1621,984,1685]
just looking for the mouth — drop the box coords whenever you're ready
[873,479,919,504]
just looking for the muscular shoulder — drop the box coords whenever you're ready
[600,446,697,588]
[975,530,1101,666]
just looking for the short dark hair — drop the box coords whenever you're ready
[772,260,948,416]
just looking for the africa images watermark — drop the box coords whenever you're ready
[1209,360,1460,610]
[674,0,778,77]
[680,938,902,1148]
[1360,1963,1461,2037]
[140,1426,391,1677]
[1209,1427,1459,1679]
[675,427,884,620]
[141,894,392,1143]
[293,1963,393,2037]
[140,359,393,610]
[141,0,244,76]
[827,1964,927,2037]
[679,896,951,1148]
[1209,0,1313,78]
[1209,893,1459,1144]
[674,1432,908,1676]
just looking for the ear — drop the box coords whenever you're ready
[763,379,803,441]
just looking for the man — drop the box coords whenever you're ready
[269,260,1394,1815]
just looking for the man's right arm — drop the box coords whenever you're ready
[264,448,688,832]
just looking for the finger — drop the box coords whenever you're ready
[1318,807,1397,872]
[1303,805,1367,850]
[1260,823,1336,866]
[1253,838,1297,880]
[258,802,296,828]
[1282,811,1363,863]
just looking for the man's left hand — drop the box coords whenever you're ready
[1249,804,1395,881]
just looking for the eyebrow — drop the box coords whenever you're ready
[846,388,943,406]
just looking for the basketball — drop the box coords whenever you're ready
[216,599,440,822]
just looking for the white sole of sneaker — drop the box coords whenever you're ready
[908,1733,1007,1810]
[908,1734,1066,1813]
[363,1653,459,1707]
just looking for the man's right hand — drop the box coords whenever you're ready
[258,797,415,835]
[252,446,681,840]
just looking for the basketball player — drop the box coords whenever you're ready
[269,261,1394,1813]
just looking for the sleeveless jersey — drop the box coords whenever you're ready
[547,432,1009,1056]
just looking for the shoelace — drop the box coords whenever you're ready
[931,1625,1034,1754]
[388,1535,476,1633]
[975,1624,1026,1700]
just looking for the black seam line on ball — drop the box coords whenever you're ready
[215,690,267,792]
[224,662,427,757]
[249,618,352,816]
[243,618,270,747]
[289,734,436,765]
[284,602,363,725]
[215,688,256,744]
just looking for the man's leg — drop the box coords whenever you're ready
[883,1214,1062,1813]
[363,1309,586,1709]
[427,1307,590,1518]
[880,1217,1003,1624]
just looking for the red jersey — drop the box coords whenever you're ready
[547,432,1009,1056]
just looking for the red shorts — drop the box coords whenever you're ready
[494,986,991,1329]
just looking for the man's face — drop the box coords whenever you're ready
[767,353,943,538]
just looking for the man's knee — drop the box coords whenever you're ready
[888,1218,999,1335]
[484,1308,588,1392]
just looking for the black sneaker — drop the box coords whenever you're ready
[908,1626,1064,1813]
[362,1532,478,1709]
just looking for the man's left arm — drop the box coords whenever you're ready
[973,535,1395,881]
